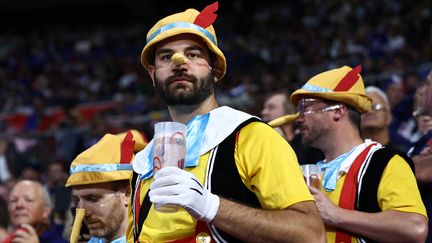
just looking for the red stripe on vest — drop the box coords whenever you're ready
[335,143,376,243]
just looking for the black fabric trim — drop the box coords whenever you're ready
[356,147,415,243]
[210,117,261,242]
[131,171,138,242]
[131,171,152,241]
[357,147,415,212]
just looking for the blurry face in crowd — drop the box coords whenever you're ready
[149,34,217,106]
[361,92,390,131]
[416,115,432,135]
[8,180,50,228]
[47,163,67,185]
[413,84,432,135]
[261,94,288,122]
[385,83,404,108]
[72,182,129,241]
[20,167,40,181]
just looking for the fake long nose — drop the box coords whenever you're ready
[171,53,188,65]
[70,208,85,243]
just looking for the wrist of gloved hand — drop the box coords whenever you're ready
[149,167,220,223]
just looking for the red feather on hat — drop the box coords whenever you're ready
[120,131,135,164]
[334,65,362,92]
[193,1,218,28]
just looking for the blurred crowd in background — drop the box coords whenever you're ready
[0,0,431,228]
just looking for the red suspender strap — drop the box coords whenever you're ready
[335,143,376,243]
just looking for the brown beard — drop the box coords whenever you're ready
[87,194,126,240]
[154,70,216,106]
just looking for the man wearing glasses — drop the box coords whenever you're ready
[360,86,405,152]
[290,65,428,243]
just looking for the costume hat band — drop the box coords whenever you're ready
[147,22,216,45]
[70,164,133,174]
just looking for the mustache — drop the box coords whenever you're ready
[166,73,197,84]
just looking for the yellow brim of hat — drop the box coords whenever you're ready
[268,113,299,128]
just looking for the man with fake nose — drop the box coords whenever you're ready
[66,130,146,243]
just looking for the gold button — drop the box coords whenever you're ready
[195,232,211,243]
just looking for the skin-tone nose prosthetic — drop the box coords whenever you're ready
[171,53,188,65]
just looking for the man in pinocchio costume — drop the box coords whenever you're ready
[272,65,428,242]
[129,2,325,242]
[66,130,146,243]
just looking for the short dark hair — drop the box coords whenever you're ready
[347,106,361,130]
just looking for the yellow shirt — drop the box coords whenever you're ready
[325,154,427,243]
[127,122,313,242]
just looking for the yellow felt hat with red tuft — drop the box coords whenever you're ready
[141,1,226,80]
[291,65,371,113]
[65,130,147,187]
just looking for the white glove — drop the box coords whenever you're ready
[149,166,220,222]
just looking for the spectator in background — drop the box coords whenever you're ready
[261,92,296,141]
[0,179,16,203]
[382,73,420,152]
[291,65,428,242]
[54,102,85,163]
[381,74,404,109]
[45,162,71,228]
[0,196,9,242]
[20,162,42,182]
[0,184,9,201]
[361,86,403,151]
[5,180,68,243]
[0,138,12,184]
[66,130,146,243]
[408,75,432,243]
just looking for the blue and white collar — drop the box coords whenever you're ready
[132,106,258,178]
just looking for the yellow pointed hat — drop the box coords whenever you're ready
[141,1,226,80]
[65,130,147,187]
[291,65,372,113]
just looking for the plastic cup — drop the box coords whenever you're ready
[152,121,187,212]
[301,164,322,189]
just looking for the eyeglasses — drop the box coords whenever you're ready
[298,98,344,115]
[370,103,386,112]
